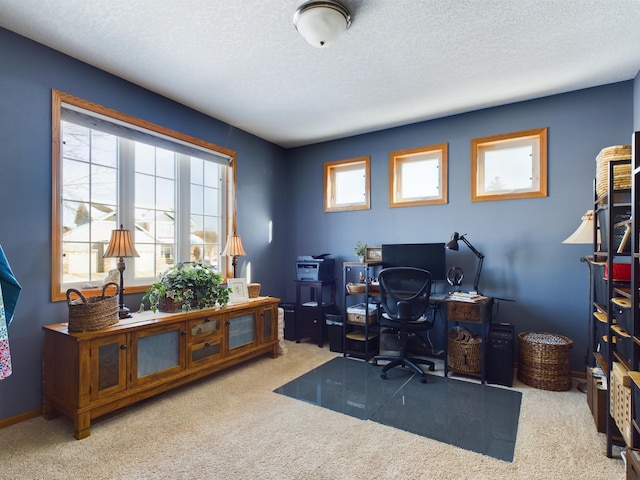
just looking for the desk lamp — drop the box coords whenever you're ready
[103,224,139,319]
[222,233,246,278]
[446,232,485,294]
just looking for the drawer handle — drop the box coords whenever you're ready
[204,317,211,322]
[204,342,210,347]
[120,344,127,350]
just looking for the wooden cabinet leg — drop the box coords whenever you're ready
[74,413,91,440]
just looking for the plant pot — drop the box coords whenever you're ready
[158,297,188,312]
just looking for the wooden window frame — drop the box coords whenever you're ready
[323,156,371,212]
[471,127,548,202]
[389,143,448,208]
[51,90,237,301]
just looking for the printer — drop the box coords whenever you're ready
[296,254,335,281]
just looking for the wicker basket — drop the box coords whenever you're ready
[611,361,632,445]
[346,283,366,294]
[447,329,482,374]
[517,332,573,391]
[158,297,188,313]
[67,282,119,332]
[595,145,631,198]
[247,283,261,298]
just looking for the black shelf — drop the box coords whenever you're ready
[590,154,634,458]
[342,262,382,361]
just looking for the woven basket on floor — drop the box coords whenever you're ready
[595,145,631,198]
[447,329,482,374]
[67,282,119,332]
[517,332,573,391]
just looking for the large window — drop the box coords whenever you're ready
[51,90,236,301]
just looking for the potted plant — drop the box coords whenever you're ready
[354,241,367,261]
[141,261,231,313]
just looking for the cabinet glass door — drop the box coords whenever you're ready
[90,334,128,401]
[132,323,186,385]
[261,307,275,343]
[227,312,255,353]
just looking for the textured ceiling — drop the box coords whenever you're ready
[1,0,640,148]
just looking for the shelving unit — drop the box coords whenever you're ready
[589,149,634,458]
[342,262,381,360]
[629,133,640,461]
[295,279,337,347]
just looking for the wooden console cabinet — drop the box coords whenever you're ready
[42,296,280,439]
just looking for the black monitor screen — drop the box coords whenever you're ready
[381,243,446,280]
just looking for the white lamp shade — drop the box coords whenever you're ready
[294,1,351,48]
[563,210,599,244]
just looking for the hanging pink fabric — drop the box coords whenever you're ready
[0,287,11,380]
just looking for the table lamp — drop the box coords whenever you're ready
[446,232,485,294]
[103,224,139,319]
[222,233,246,278]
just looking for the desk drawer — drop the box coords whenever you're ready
[447,301,485,323]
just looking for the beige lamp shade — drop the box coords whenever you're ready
[222,233,247,257]
[562,210,599,245]
[103,225,139,258]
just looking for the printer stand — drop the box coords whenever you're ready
[295,280,336,347]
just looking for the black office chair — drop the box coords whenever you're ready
[372,267,435,383]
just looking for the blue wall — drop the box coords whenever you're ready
[0,28,288,419]
[0,24,637,422]
[285,81,634,370]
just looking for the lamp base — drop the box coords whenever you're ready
[118,305,132,319]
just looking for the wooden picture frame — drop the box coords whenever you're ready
[228,278,249,303]
[365,246,382,262]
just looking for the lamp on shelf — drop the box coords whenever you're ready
[563,210,599,394]
[446,232,485,295]
[222,233,246,278]
[103,224,139,319]
[293,0,351,48]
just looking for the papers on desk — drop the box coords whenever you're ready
[446,292,488,303]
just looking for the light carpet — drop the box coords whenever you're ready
[0,341,625,479]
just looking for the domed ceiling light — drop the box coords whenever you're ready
[293,1,351,48]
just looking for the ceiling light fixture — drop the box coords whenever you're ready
[293,0,351,48]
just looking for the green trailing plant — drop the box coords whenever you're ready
[354,241,367,259]
[141,261,231,313]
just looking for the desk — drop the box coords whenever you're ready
[433,296,494,383]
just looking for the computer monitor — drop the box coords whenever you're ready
[381,243,446,281]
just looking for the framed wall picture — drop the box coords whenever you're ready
[228,278,249,303]
[365,246,382,262]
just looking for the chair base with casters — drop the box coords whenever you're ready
[373,327,435,383]
[372,266,435,384]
